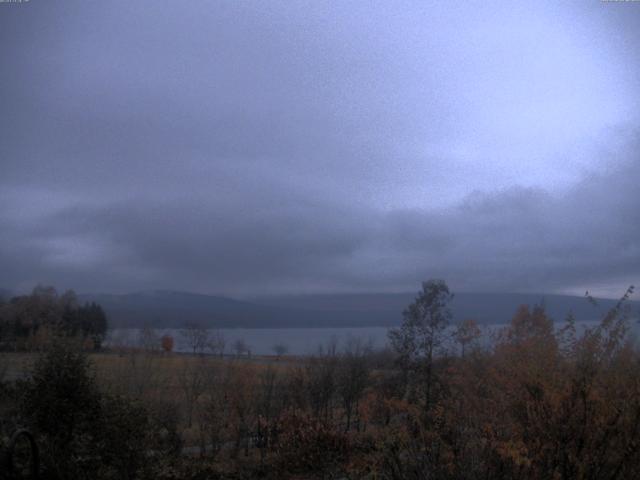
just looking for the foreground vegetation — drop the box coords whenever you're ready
[1,281,639,479]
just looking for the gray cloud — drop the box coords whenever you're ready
[1,1,639,297]
[2,152,638,297]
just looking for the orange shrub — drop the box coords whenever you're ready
[161,335,174,353]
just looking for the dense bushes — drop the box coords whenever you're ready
[272,411,349,477]
[369,285,640,480]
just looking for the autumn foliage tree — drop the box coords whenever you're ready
[160,334,174,353]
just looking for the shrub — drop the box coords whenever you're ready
[272,411,348,478]
[161,334,175,353]
[19,343,177,479]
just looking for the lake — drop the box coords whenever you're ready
[108,327,391,355]
[107,319,633,356]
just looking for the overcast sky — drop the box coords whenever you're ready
[1,1,639,298]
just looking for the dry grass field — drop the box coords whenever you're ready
[1,349,296,449]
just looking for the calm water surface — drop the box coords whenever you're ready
[107,319,631,356]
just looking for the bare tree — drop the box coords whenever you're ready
[177,356,208,427]
[254,366,281,463]
[138,325,159,353]
[181,323,210,355]
[272,343,289,359]
[197,362,229,458]
[108,329,133,355]
[305,350,338,423]
[338,337,372,431]
[233,338,249,358]
[207,329,226,357]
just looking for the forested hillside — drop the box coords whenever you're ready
[79,289,638,328]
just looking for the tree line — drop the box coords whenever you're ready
[0,285,108,351]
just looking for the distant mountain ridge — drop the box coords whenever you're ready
[77,290,640,329]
